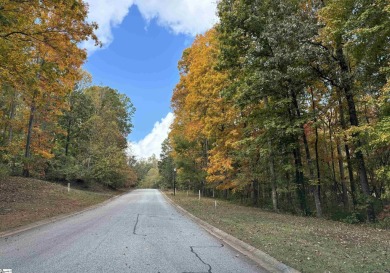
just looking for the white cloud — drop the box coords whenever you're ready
[129,112,174,160]
[83,0,218,53]
[135,0,218,36]
[82,0,135,52]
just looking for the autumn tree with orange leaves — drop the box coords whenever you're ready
[170,29,239,194]
[0,0,99,176]
[0,1,137,188]
[168,0,389,223]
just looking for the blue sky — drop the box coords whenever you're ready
[82,1,217,158]
[84,7,189,141]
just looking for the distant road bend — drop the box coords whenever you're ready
[0,189,264,272]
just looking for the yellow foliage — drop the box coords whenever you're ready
[170,28,243,189]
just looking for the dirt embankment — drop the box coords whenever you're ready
[0,177,120,233]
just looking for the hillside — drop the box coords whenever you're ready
[0,177,118,233]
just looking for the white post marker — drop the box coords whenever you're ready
[199,190,201,200]
[215,200,217,209]
[67,183,70,192]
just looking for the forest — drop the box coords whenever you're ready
[0,2,388,273]
[0,0,389,225]
[159,0,390,223]
[0,1,137,188]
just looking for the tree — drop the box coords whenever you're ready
[217,0,324,215]
[46,85,136,188]
[316,0,390,221]
[0,0,99,88]
[158,138,175,189]
[167,0,389,222]
[0,1,100,176]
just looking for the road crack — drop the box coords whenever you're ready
[133,214,146,236]
[133,214,140,235]
[184,245,223,273]
[190,246,212,273]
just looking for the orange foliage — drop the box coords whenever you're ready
[170,28,242,188]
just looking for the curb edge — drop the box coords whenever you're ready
[161,191,300,273]
[0,190,130,238]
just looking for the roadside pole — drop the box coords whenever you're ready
[173,168,177,196]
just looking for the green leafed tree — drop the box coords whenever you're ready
[167,0,389,222]
[47,85,136,188]
[157,138,175,190]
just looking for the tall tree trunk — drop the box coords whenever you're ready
[264,97,278,211]
[336,137,350,210]
[338,94,357,207]
[288,96,308,215]
[301,132,321,216]
[344,143,357,205]
[314,119,322,218]
[252,179,259,206]
[23,95,36,177]
[293,148,308,215]
[311,89,323,218]
[269,150,278,211]
[336,47,375,222]
[285,171,293,211]
[345,89,375,221]
[7,92,16,145]
[292,89,321,217]
[327,119,338,194]
[261,182,266,204]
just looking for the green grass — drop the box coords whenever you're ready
[0,177,118,233]
[168,191,390,273]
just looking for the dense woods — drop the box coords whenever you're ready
[1,0,389,223]
[166,0,390,223]
[0,1,136,188]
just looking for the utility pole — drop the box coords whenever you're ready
[173,168,176,196]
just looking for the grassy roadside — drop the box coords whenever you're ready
[168,191,389,273]
[0,177,121,233]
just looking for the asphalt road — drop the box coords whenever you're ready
[0,189,265,273]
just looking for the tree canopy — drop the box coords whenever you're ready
[167,0,390,222]
[0,1,137,188]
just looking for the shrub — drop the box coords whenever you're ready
[0,163,10,179]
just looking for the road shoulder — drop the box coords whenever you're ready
[161,191,299,273]
[0,190,129,238]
